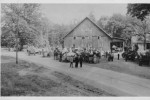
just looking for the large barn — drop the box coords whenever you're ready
[63,17,124,52]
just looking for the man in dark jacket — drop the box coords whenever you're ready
[79,55,83,68]
[74,54,79,68]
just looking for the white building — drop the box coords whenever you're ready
[131,33,150,51]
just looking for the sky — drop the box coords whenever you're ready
[41,4,127,25]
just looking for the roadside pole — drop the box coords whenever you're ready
[16,28,19,64]
[16,17,19,64]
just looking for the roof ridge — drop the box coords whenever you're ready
[63,17,112,39]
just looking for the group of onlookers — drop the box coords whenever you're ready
[52,47,116,67]
[26,45,116,67]
[69,54,83,68]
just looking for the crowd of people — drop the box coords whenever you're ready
[52,47,115,68]
[26,45,116,68]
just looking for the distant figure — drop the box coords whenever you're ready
[118,53,120,60]
[93,54,97,64]
[42,48,45,57]
[74,54,79,68]
[106,51,108,58]
[79,55,83,68]
[54,49,58,60]
[70,56,74,68]
[89,52,93,63]
[59,52,63,62]
[108,52,114,61]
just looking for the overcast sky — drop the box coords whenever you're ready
[41,4,127,25]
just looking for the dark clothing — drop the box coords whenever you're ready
[70,62,73,68]
[54,50,57,60]
[80,61,82,67]
[74,56,79,68]
[106,52,108,58]
[79,56,83,67]
[118,54,120,60]
[59,53,62,62]
[125,56,128,62]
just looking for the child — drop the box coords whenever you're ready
[70,56,74,68]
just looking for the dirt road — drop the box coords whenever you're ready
[1,56,113,96]
[1,51,150,96]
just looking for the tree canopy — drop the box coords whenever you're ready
[97,13,150,46]
[1,4,54,50]
[127,4,150,21]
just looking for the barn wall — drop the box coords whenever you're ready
[67,19,109,37]
[64,18,112,51]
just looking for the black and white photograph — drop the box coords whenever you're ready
[1,0,150,97]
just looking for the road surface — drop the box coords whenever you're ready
[1,51,150,96]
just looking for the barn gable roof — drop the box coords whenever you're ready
[63,17,112,39]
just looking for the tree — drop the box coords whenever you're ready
[1,4,42,50]
[127,4,150,21]
[1,27,16,49]
[104,14,127,37]
[88,12,96,22]
[97,16,109,29]
[97,13,149,47]
[128,4,150,50]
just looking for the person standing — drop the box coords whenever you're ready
[111,52,114,61]
[79,55,83,68]
[93,54,97,64]
[118,53,120,60]
[54,49,56,60]
[70,56,74,68]
[59,52,63,62]
[106,51,108,58]
[75,54,79,68]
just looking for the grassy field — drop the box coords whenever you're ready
[1,56,114,96]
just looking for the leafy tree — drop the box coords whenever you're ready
[1,28,16,49]
[97,13,150,47]
[104,14,126,37]
[127,4,150,49]
[127,4,150,21]
[97,16,109,29]
[88,12,96,22]
[1,4,42,50]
